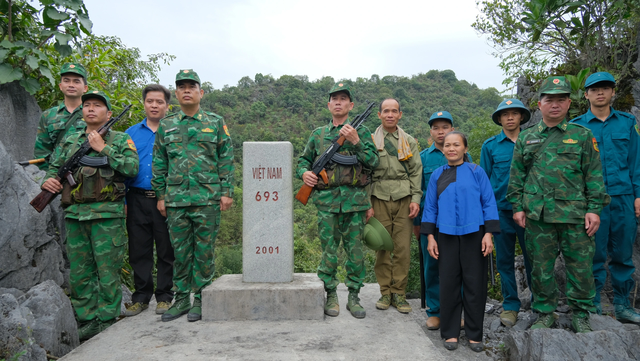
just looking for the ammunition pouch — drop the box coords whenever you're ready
[61,165,126,205]
[315,156,371,190]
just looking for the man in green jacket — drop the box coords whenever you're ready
[297,83,379,319]
[369,98,422,314]
[41,91,139,341]
[507,76,610,333]
[152,69,235,322]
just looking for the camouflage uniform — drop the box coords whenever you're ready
[296,120,379,292]
[507,117,610,315]
[45,122,139,323]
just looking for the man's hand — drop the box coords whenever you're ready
[157,199,166,217]
[585,212,600,237]
[87,130,106,153]
[42,178,63,193]
[220,196,233,211]
[635,198,640,218]
[409,202,420,219]
[302,171,318,187]
[339,124,360,145]
[482,233,494,257]
[427,234,439,260]
[513,211,526,228]
[365,208,374,222]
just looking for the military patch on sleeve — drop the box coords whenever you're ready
[562,138,578,144]
[127,139,137,151]
[371,134,375,142]
[223,125,230,137]
[526,139,541,145]
[635,124,640,136]
[202,128,213,132]
[592,137,599,152]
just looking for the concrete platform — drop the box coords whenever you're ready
[59,283,453,361]
[202,273,324,321]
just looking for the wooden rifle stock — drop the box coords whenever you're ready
[295,184,313,205]
[30,176,63,213]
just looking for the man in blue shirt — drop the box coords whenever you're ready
[570,72,640,323]
[123,84,175,317]
[480,99,533,327]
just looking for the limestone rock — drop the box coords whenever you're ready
[0,293,47,361]
[0,81,41,162]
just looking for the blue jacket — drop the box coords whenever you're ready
[125,118,156,190]
[480,130,516,211]
[421,162,500,236]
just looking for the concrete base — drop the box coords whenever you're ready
[202,273,324,321]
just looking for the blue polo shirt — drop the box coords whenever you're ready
[480,130,516,211]
[124,118,156,190]
[570,108,640,197]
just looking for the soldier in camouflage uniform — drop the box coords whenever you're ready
[507,76,610,333]
[34,62,88,170]
[297,83,379,319]
[152,69,234,323]
[41,91,139,341]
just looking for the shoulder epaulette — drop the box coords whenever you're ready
[204,111,223,119]
[567,122,589,130]
[615,110,636,121]
[482,136,497,146]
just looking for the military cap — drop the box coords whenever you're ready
[60,62,86,78]
[328,82,352,101]
[363,217,393,251]
[82,90,111,110]
[539,76,571,96]
[175,69,201,85]
[428,110,454,126]
[491,99,531,126]
[584,71,616,89]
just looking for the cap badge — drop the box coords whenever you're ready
[338,83,343,87]
[553,78,560,84]
[506,100,513,105]
[437,112,443,116]
[69,64,75,68]
[184,70,189,73]
[93,91,99,94]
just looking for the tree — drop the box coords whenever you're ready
[0,0,92,94]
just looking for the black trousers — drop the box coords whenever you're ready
[438,229,488,342]
[126,190,174,304]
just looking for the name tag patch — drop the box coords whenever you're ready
[165,127,178,134]
[526,139,541,145]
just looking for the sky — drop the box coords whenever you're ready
[82,0,506,91]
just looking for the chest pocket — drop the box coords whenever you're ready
[165,135,182,158]
[196,132,218,157]
[493,154,512,177]
[557,145,580,161]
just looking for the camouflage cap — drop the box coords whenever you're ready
[584,71,616,89]
[60,62,86,78]
[491,99,531,126]
[428,110,454,126]
[82,90,111,110]
[328,82,352,101]
[175,69,201,85]
[539,76,571,96]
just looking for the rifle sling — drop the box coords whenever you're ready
[53,107,83,151]
[383,137,409,174]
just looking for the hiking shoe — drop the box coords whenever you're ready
[615,305,640,324]
[571,312,592,333]
[123,302,148,317]
[376,294,391,310]
[78,319,100,341]
[324,291,339,317]
[426,316,440,330]
[391,293,412,313]
[161,295,191,322]
[500,310,518,327]
[347,291,366,319]
[188,296,202,322]
[156,301,171,314]
[530,313,555,330]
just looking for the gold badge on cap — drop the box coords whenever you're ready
[438,112,443,116]
[553,78,560,84]
[184,70,189,73]
[338,83,343,87]
[506,100,513,105]
[93,91,99,94]
[69,64,76,68]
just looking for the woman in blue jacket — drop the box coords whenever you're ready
[421,131,500,352]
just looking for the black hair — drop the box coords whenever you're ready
[379,98,401,112]
[444,131,470,162]
[143,84,171,103]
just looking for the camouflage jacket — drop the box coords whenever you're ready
[506,119,610,224]
[296,120,379,213]
[152,108,234,207]
[34,103,85,170]
[45,127,139,220]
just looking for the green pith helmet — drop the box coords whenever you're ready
[584,71,616,89]
[175,69,201,85]
[491,99,531,126]
[81,90,111,110]
[539,76,571,96]
[60,62,86,78]
[363,217,393,252]
[328,82,352,101]
[428,110,454,127]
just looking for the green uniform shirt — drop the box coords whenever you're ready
[296,120,379,213]
[45,127,139,220]
[370,129,422,204]
[34,103,85,170]
[152,108,235,207]
[507,119,610,224]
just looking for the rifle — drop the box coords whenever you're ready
[30,105,132,213]
[17,158,45,166]
[295,101,376,205]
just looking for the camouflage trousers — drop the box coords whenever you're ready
[317,210,366,292]
[525,218,596,314]
[166,205,220,295]
[65,217,126,323]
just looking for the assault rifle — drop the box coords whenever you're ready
[295,101,376,205]
[17,158,45,166]
[29,105,132,213]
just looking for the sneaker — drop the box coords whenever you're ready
[530,313,555,330]
[324,291,339,317]
[161,295,191,322]
[391,294,412,313]
[571,312,592,333]
[376,294,391,310]
[78,319,100,341]
[500,310,518,327]
[123,302,148,317]
[156,301,171,315]
[346,291,366,319]
[188,296,202,322]
[615,305,640,324]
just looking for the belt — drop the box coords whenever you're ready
[129,187,156,198]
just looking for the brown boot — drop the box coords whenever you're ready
[426,316,440,330]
